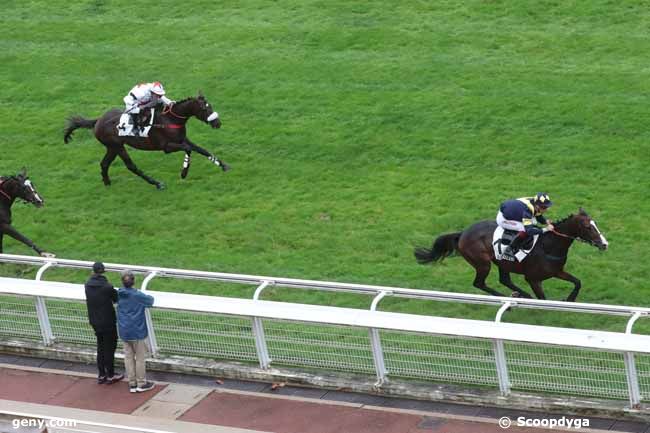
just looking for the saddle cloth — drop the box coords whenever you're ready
[492,226,539,262]
[117,108,155,137]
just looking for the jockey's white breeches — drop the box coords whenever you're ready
[496,211,525,232]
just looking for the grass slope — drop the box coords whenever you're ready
[1,1,649,332]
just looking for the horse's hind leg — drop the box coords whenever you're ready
[498,268,532,298]
[100,148,118,186]
[555,270,582,302]
[460,248,506,297]
[116,146,165,190]
[469,263,506,297]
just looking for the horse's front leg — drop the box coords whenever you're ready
[555,270,582,302]
[183,138,230,172]
[160,142,195,178]
[181,150,192,179]
[0,223,52,257]
[525,277,546,300]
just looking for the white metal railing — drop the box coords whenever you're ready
[0,254,649,409]
[1,253,648,316]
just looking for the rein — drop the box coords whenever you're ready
[550,229,597,246]
[0,180,12,201]
[154,103,188,129]
[163,104,187,119]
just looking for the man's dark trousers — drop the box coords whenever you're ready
[95,327,118,378]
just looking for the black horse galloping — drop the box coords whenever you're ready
[63,94,229,189]
[414,209,608,301]
[0,169,54,257]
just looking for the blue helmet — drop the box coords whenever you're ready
[533,192,552,208]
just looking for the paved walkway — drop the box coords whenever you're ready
[0,354,648,433]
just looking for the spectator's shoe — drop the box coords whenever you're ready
[105,373,124,385]
[129,384,137,393]
[136,382,155,393]
[97,376,107,384]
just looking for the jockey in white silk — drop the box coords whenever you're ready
[123,82,175,135]
[124,82,174,114]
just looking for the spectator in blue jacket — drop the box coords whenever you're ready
[117,270,155,393]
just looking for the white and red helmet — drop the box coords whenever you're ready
[151,81,166,96]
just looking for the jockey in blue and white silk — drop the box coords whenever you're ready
[496,193,554,253]
[123,82,174,115]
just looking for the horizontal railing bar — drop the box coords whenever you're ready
[1,253,648,317]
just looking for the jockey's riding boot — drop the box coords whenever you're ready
[508,233,527,254]
[130,114,140,136]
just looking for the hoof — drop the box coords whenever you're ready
[511,292,521,298]
[156,182,166,190]
[40,252,56,258]
[221,163,230,172]
[180,171,188,179]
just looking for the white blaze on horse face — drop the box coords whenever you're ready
[207,112,219,122]
[590,220,608,248]
[24,179,43,204]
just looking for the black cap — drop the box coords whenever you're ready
[92,262,105,274]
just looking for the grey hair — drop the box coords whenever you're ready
[121,270,135,287]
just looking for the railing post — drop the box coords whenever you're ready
[624,312,644,409]
[141,271,159,357]
[34,262,55,345]
[252,281,272,369]
[369,291,391,387]
[493,301,513,396]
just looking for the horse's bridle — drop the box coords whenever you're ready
[164,100,215,124]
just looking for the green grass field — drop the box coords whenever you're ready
[1,1,649,332]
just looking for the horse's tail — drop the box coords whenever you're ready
[414,232,461,264]
[63,116,97,143]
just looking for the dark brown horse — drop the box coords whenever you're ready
[414,209,608,301]
[63,94,229,189]
[0,169,54,257]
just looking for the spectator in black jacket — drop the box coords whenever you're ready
[84,262,123,384]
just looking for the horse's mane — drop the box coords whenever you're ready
[553,214,574,226]
[173,97,197,105]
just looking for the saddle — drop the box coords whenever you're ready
[492,227,537,262]
[117,108,156,137]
